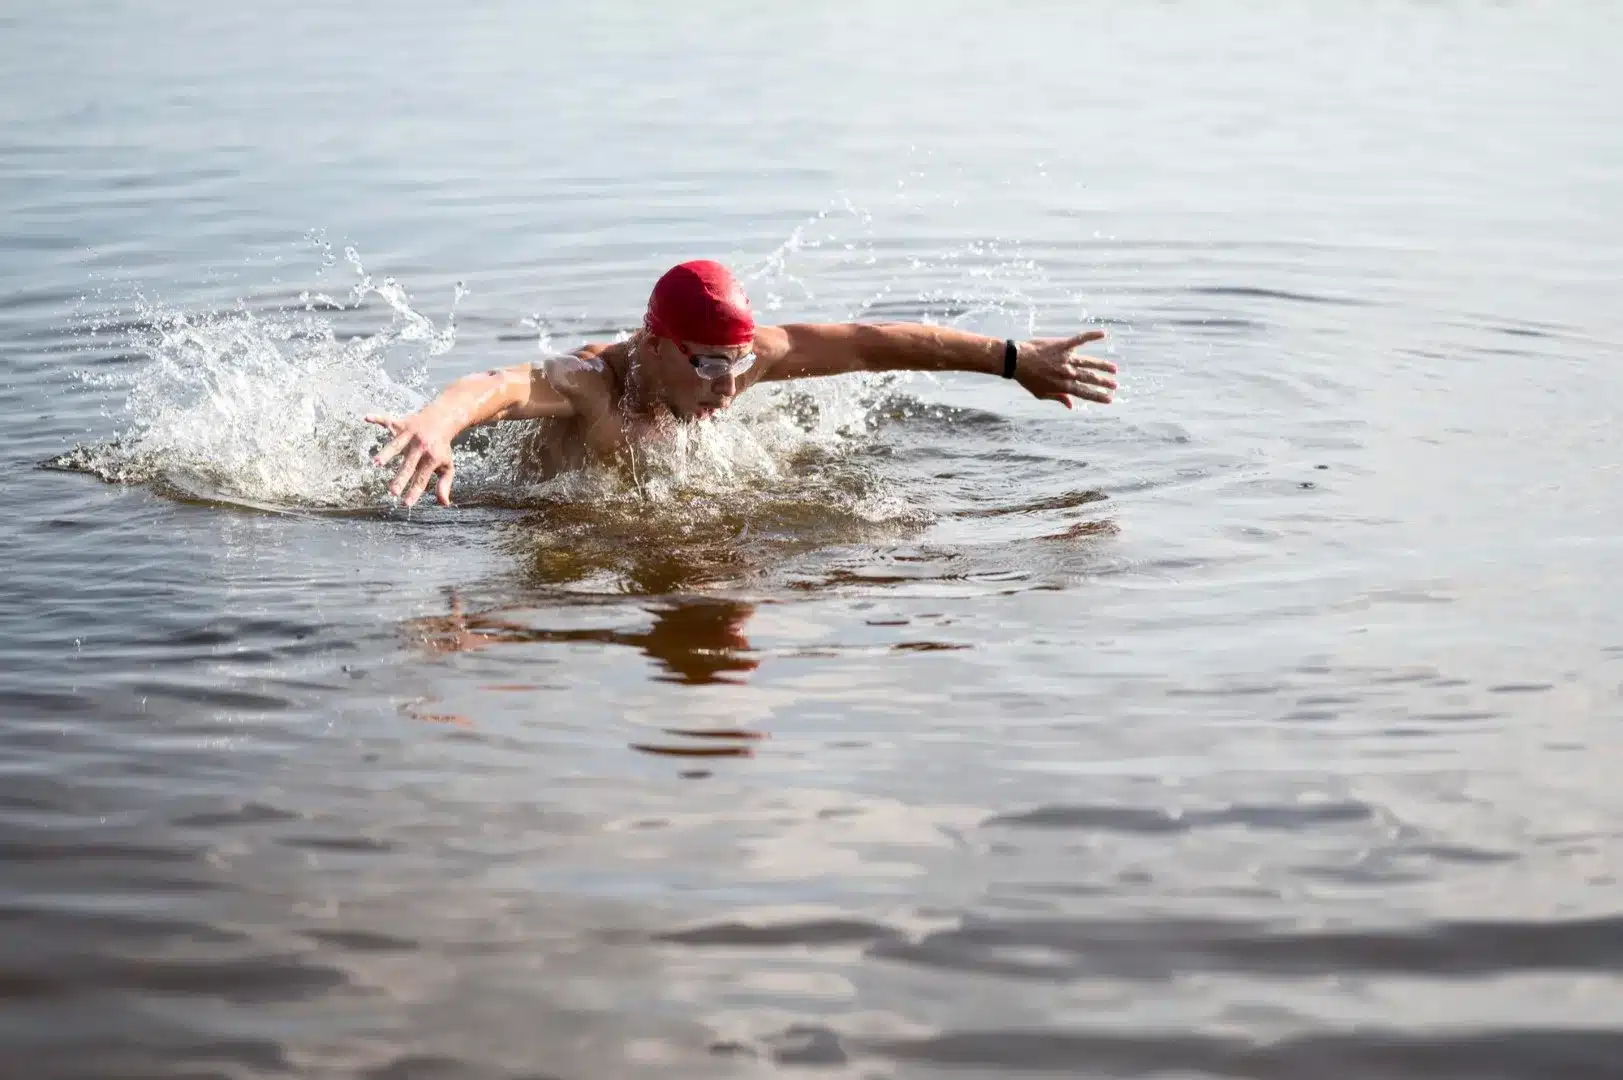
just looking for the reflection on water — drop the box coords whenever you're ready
[407,591,759,686]
[405,591,766,757]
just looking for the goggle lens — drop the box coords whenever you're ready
[676,343,755,380]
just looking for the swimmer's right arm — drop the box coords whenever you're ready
[364,358,579,507]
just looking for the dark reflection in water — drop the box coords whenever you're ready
[407,592,759,686]
[404,591,767,756]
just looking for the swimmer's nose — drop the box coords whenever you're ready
[712,371,738,397]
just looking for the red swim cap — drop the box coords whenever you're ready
[643,260,755,347]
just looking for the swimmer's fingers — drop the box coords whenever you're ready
[402,456,440,508]
[370,418,415,467]
[1065,329,1107,350]
[1041,392,1074,410]
[434,463,455,507]
[389,446,425,497]
[1071,365,1118,392]
[1066,368,1115,405]
[1067,358,1118,387]
[1061,352,1118,406]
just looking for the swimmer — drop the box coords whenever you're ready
[365,260,1118,505]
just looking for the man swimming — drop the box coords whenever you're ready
[366,260,1118,506]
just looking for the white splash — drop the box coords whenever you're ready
[56,251,456,508]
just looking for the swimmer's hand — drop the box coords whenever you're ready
[366,409,458,507]
[1015,330,1118,409]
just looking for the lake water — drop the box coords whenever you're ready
[4,3,1623,1077]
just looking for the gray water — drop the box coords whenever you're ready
[5,3,1623,1077]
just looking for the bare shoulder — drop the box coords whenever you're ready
[539,342,620,405]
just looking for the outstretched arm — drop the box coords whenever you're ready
[753,322,1117,409]
[365,359,577,507]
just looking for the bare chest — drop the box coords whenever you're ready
[518,407,666,479]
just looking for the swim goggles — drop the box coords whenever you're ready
[673,340,756,381]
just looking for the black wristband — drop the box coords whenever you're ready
[1002,339,1018,379]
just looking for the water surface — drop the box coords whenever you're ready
[4,3,1623,1077]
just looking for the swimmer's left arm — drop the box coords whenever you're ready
[365,357,583,507]
[755,322,1117,409]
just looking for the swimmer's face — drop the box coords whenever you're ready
[649,335,753,421]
